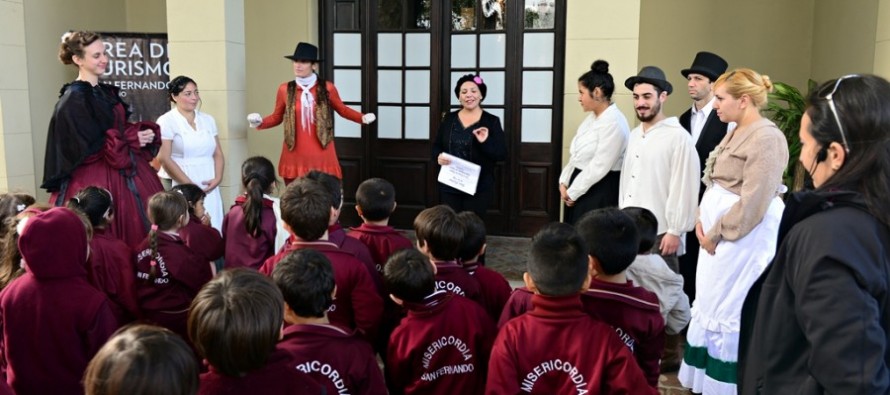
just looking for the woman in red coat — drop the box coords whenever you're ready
[247,42,376,184]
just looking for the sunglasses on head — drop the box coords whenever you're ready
[820,74,859,154]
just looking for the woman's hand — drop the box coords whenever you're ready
[696,222,717,255]
[137,129,155,147]
[437,153,451,166]
[202,177,220,192]
[472,127,489,143]
[559,183,574,206]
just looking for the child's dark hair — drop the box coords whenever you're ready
[188,269,284,377]
[0,193,35,239]
[66,186,113,228]
[280,178,331,241]
[305,170,342,210]
[171,184,206,218]
[241,156,277,237]
[621,207,658,254]
[83,324,199,395]
[383,248,435,303]
[528,222,589,297]
[355,178,396,222]
[413,205,465,261]
[271,249,335,318]
[146,192,189,282]
[457,211,486,262]
[575,208,640,275]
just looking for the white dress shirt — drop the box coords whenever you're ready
[558,104,630,201]
[619,117,700,237]
[689,97,715,144]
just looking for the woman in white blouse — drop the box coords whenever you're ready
[157,75,224,232]
[558,60,630,224]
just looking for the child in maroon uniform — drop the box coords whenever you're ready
[273,250,386,395]
[0,208,118,395]
[384,248,496,395]
[486,223,656,395]
[456,211,512,322]
[222,156,283,269]
[67,186,140,324]
[189,269,324,395]
[348,178,413,274]
[135,191,214,341]
[414,205,482,303]
[172,184,224,267]
[259,178,383,340]
[84,324,199,395]
[305,170,379,288]
[498,208,665,387]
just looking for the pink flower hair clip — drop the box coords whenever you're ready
[473,75,484,85]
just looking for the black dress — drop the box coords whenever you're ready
[431,110,507,218]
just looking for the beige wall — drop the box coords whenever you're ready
[245,0,318,181]
[125,0,167,33]
[638,0,816,118]
[562,0,641,164]
[873,0,890,78]
[810,0,877,83]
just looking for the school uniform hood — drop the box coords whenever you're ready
[18,207,89,280]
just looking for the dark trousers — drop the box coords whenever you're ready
[439,188,493,220]
[651,233,680,273]
[679,231,699,304]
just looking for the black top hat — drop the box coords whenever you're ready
[681,51,728,81]
[624,66,673,95]
[284,42,321,62]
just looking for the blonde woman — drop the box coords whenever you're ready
[678,69,788,394]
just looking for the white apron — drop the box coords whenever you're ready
[679,183,783,394]
[170,126,223,232]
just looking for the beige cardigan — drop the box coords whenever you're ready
[701,117,788,243]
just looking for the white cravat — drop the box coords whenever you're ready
[296,74,318,130]
[690,97,715,143]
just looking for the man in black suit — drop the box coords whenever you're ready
[678,51,730,305]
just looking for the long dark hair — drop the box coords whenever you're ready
[240,157,276,237]
[806,74,890,226]
[171,184,205,218]
[67,186,113,228]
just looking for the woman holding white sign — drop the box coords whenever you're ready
[432,74,507,219]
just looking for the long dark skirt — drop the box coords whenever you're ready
[563,169,621,225]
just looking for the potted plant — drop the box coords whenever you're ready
[764,79,817,193]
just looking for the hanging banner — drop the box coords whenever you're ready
[98,32,170,122]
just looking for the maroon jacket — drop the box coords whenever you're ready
[462,262,512,323]
[486,294,657,395]
[134,232,213,339]
[180,215,224,262]
[223,195,276,269]
[259,241,383,339]
[434,260,483,304]
[278,323,386,395]
[199,346,325,395]
[498,280,665,387]
[0,208,118,395]
[387,291,496,395]
[347,223,413,273]
[87,227,140,324]
[328,223,382,293]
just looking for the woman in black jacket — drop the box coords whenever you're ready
[738,74,890,394]
[432,74,507,219]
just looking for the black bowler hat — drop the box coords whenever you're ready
[284,42,321,62]
[625,66,673,95]
[681,51,728,81]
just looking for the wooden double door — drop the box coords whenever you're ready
[321,0,565,236]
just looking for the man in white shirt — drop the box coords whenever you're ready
[619,66,699,273]
[677,52,730,305]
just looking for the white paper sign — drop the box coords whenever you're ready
[437,153,481,195]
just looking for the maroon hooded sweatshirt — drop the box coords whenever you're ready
[87,227,140,324]
[199,346,326,395]
[328,223,382,293]
[0,208,118,395]
[180,214,224,263]
[462,261,512,323]
[347,223,413,274]
[222,195,277,269]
